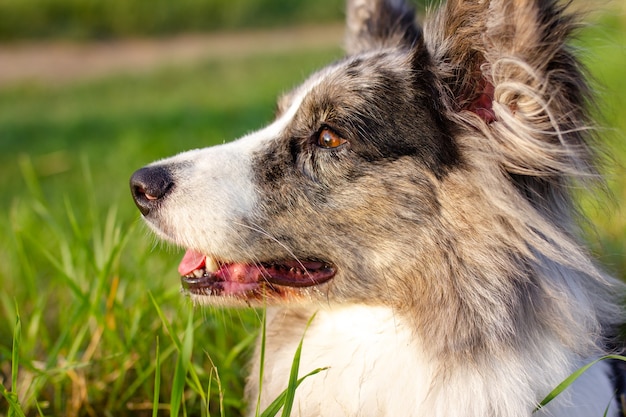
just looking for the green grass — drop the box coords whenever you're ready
[576,12,626,275]
[0,10,625,417]
[0,48,341,416]
[0,0,344,41]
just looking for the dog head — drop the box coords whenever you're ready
[130,0,607,341]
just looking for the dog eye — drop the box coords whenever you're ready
[317,128,347,149]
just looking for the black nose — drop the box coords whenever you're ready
[130,166,174,216]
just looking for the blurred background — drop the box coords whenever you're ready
[0,0,624,415]
[0,0,344,40]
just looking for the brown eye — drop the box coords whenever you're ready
[317,128,347,149]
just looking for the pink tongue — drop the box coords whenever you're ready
[178,250,206,275]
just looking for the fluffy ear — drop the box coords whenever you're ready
[425,0,593,177]
[345,0,421,54]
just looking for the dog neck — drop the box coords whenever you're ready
[246,304,616,417]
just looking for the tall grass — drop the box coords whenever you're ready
[1,155,258,416]
[0,48,341,416]
[0,9,624,417]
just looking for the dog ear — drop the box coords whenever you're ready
[425,0,594,177]
[345,0,421,54]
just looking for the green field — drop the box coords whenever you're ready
[0,46,343,416]
[1,10,625,417]
[0,0,343,41]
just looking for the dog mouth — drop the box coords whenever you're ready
[178,249,336,298]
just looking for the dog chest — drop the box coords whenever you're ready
[247,305,432,416]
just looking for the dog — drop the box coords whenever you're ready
[130,0,626,415]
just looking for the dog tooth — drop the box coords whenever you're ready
[193,269,204,278]
[205,257,219,273]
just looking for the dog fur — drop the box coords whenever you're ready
[130,0,626,415]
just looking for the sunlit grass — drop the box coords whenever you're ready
[0,47,341,416]
[1,155,259,416]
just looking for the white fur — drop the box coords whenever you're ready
[252,306,618,417]
[251,306,432,416]
[142,141,258,254]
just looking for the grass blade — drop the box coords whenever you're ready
[119,343,178,405]
[205,354,225,417]
[259,367,328,417]
[149,292,182,350]
[0,386,27,417]
[152,336,161,417]
[258,313,327,417]
[0,302,26,417]
[171,308,195,417]
[280,325,306,417]
[11,302,20,397]
[535,354,626,411]
[255,309,267,417]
